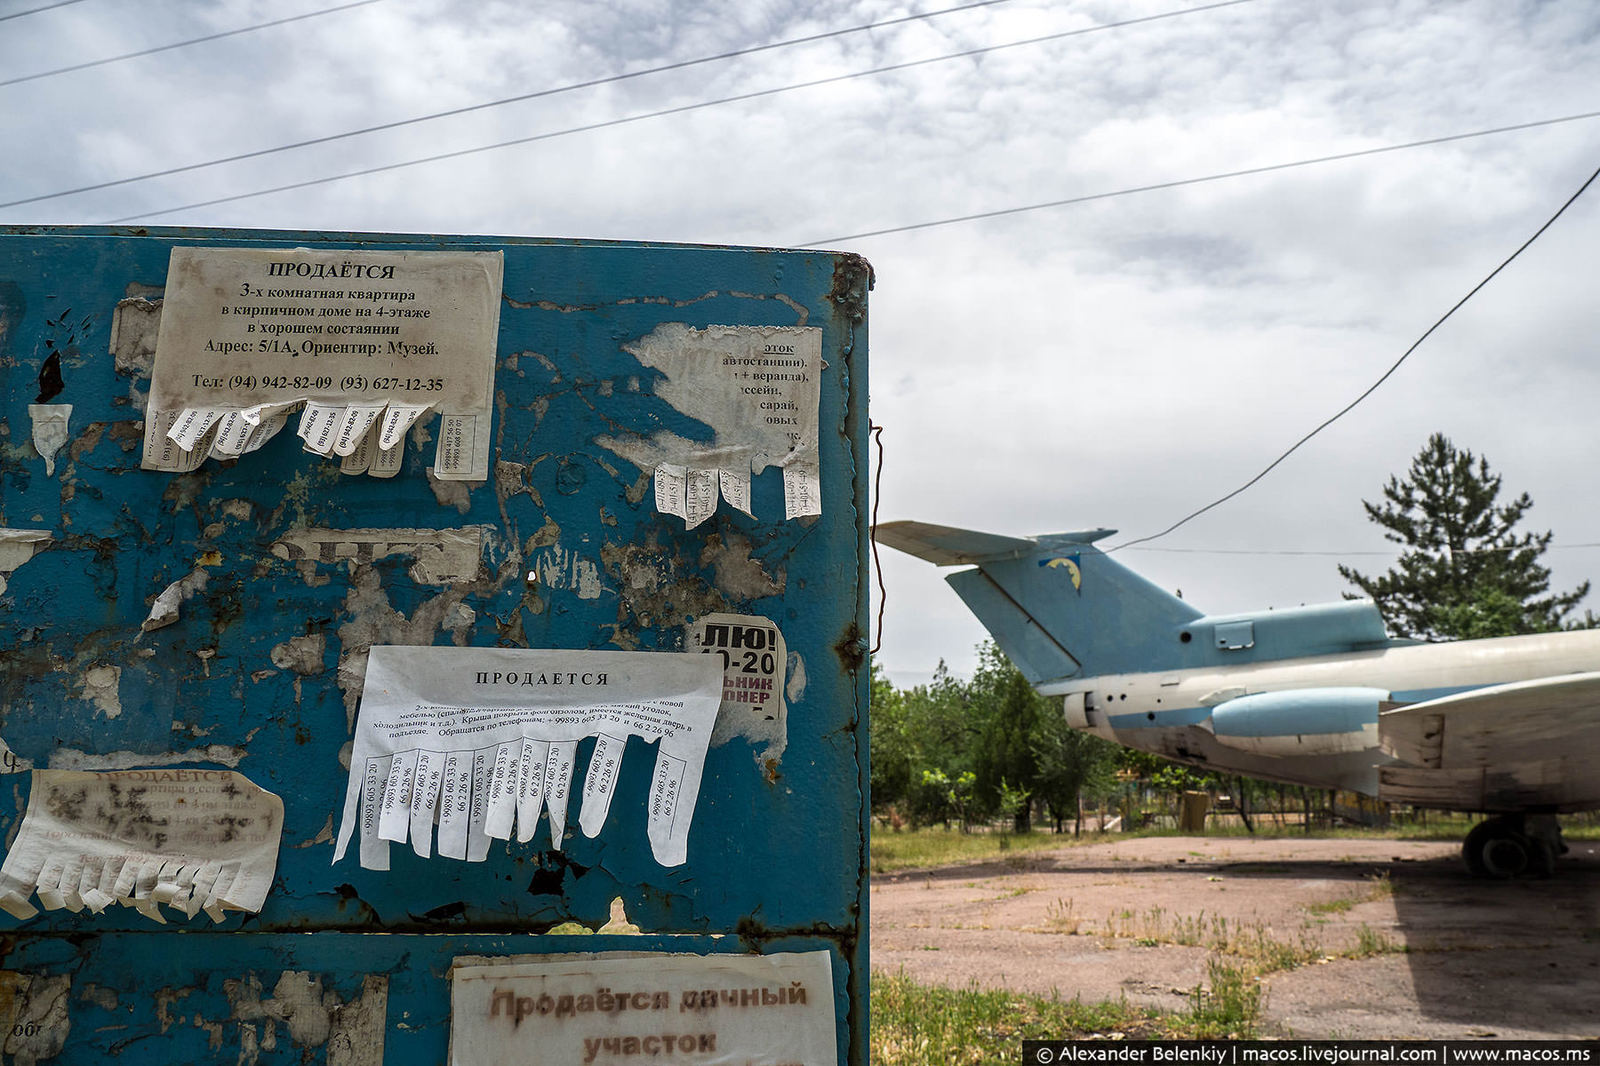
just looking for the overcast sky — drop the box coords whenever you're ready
[3,0,1597,685]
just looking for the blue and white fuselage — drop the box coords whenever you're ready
[1040,630,1600,809]
[880,521,1600,875]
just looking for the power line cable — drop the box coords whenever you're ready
[2,0,1018,210]
[98,0,1258,224]
[1129,542,1600,557]
[801,110,1600,245]
[0,0,86,22]
[1111,157,1600,553]
[0,0,384,88]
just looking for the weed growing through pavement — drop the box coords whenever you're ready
[1043,897,1081,934]
[1349,923,1401,958]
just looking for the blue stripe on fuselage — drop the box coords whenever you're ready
[1108,706,1211,729]
[1388,683,1486,703]
[1105,682,1494,732]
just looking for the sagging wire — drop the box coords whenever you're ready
[869,421,887,657]
[1112,155,1600,553]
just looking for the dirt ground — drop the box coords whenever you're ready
[870,834,1600,1038]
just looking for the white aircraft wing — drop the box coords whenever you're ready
[875,521,1039,566]
[1378,671,1600,812]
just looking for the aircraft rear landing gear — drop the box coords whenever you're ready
[1462,814,1562,879]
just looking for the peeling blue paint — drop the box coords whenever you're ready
[0,227,870,1064]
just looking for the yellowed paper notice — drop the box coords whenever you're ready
[141,246,502,480]
[0,768,283,924]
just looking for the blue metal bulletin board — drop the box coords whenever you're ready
[0,226,871,1065]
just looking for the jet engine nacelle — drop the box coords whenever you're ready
[1203,687,1386,757]
[1063,691,1117,741]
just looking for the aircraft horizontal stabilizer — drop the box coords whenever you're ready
[875,521,1038,565]
[876,521,1113,566]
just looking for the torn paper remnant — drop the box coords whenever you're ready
[28,404,71,477]
[0,768,283,924]
[597,324,823,528]
[141,568,209,632]
[0,528,51,596]
[270,526,488,584]
[333,647,722,871]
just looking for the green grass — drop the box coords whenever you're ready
[1348,923,1403,958]
[871,819,1600,873]
[871,827,1092,872]
[870,969,1255,1064]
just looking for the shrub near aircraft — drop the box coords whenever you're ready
[879,521,1600,878]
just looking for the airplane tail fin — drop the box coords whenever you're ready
[878,520,1202,685]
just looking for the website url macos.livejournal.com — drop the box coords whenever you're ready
[1023,1042,1596,1065]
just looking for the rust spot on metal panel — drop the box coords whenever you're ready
[834,621,866,673]
[697,532,783,600]
[331,885,381,925]
[827,255,874,324]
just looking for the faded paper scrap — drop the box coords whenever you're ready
[0,529,51,596]
[27,404,71,477]
[334,647,722,871]
[448,950,836,1066]
[0,737,31,775]
[269,526,489,585]
[597,324,823,527]
[141,568,208,632]
[0,768,283,924]
[141,246,502,480]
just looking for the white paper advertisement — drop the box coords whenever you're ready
[0,768,283,924]
[598,324,823,528]
[690,613,787,725]
[141,246,503,480]
[449,950,836,1066]
[334,647,723,871]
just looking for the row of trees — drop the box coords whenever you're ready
[870,644,1122,833]
[872,434,1595,830]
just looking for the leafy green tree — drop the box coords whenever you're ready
[1339,433,1589,640]
[1031,710,1117,833]
[868,661,912,812]
[967,642,1051,831]
[869,660,978,821]
[907,768,977,829]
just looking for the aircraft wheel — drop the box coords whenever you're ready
[1463,818,1529,879]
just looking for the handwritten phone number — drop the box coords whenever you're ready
[221,374,445,392]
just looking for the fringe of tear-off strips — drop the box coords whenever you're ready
[0,853,265,925]
[151,398,434,476]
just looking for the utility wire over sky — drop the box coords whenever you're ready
[0,0,385,87]
[1112,156,1600,552]
[49,0,1258,223]
[0,0,86,23]
[0,0,1022,210]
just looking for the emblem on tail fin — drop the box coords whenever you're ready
[1040,555,1082,593]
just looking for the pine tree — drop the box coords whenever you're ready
[1339,433,1589,640]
